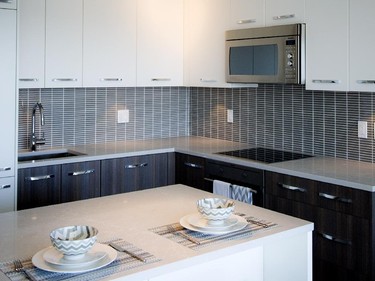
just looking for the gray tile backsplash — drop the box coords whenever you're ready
[19,85,375,163]
[18,87,190,150]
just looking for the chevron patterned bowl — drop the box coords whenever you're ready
[49,225,98,258]
[197,198,235,224]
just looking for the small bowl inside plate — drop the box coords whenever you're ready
[49,225,98,260]
[197,198,235,225]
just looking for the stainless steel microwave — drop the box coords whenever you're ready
[225,23,305,84]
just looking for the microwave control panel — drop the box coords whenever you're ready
[284,38,297,83]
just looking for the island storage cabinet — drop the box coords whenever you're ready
[265,171,375,281]
[175,153,207,191]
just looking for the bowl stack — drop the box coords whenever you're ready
[196,198,235,225]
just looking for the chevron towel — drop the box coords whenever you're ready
[230,184,253,205]
[213,180,231,198]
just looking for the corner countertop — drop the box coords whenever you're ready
[0,185,313,280]
[18,136,375,192]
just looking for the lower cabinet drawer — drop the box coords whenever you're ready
[314,207,371,273]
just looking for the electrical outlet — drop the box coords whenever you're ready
[358,121,368,138]
[117,110,129,123]
[227,109,233,123]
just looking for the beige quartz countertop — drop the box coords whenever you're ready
[18,136,375,192]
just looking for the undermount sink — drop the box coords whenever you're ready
[18,149,86,162]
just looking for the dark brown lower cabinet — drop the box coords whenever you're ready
[265,171,375,281]
[18,165,61,210]
[175,153,207,191]
[61,161,101,203]
[101,153,170,196]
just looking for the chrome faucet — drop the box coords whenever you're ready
[30,102,46,151]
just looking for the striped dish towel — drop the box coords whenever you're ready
[230,184,253,205]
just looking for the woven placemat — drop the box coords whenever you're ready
[0,238,161,281]
[149,214,277,250]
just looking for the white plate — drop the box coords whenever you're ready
[43,243,108,267]
[187,213,240,230]
[180,214,248,235]
[32,243,117,274]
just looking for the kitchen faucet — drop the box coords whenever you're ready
[30,102,46,151]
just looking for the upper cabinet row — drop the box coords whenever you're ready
[18,0,182,88]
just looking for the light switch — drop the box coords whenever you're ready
[117,110,129,123]
[227,109,233,123]
[358,121,368,138]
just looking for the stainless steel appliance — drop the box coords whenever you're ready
[226,23,306,84]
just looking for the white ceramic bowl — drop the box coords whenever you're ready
[49,225,98,259]
[197,198,235,224]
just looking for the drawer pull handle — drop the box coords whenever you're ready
[0,0,12,3]
[125,163,148,169]
[273,14,295,20]
[318,192,352,203]
[312,79,341,84]
[237,19,256,24]
[279,183,306,192]
[1,184,11,189]
[357,80,375,84]
[99,78,123,82]
[320,232,352,245]
[19,78,39,82]
[151,78,171,82]
[184,162,203,169]
[200,78,217,83]
[51,78,78,82]
[68,169,95,176]
[0,167,11,172]
[26,174,55,181]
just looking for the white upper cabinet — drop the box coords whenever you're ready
[305,0,349,91]
[184,0,230,87]
[349,0,375,92]
[83,0,136,87]
[136,0,183,87]
[0,8,16,178]
[265,0,305,26]
[18,0,45,88]
[229,0,265,29]
[45,0,83,88]
[0,0,16,9]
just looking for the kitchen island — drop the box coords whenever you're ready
[0,185,313,281]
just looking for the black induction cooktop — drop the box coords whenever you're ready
[217,147,313,164]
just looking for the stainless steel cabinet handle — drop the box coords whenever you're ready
[0,184,11,189]
[312,79,341,84]
[184,162,203,169]
[125,163,148,169]
[0,167,11,172]
[357,80,375,84]
[151,78,171,81]
[0,0,12,3]
[200,78,217,83]
[318,192,352,203]
[99,78,123,82]
[237,19,256,24]
[25,174,55,181]
[278,183,306,192]
[51,78,78,82]
[320,232,352,245]
[19,78,39,82]
[68,169,95,176]
[273,14,295,20]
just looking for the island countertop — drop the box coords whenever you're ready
[0,185,313,281]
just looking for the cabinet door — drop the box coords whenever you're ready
[349,0,375,92]
[18,0,45,88]
[185,0,230,87]
[17,166,61,210]
[0,0,16,9]
[83,0,136,87]
[101,154,168,196]
[61,161,100,203]
[229,0,265,29]
[175,153,206,191]
[136,0,183,87]
[45,0,83,88]
[265,0,305,26]
[0,177,15,213]
[0,9,16,178]
[305,0,349,91]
